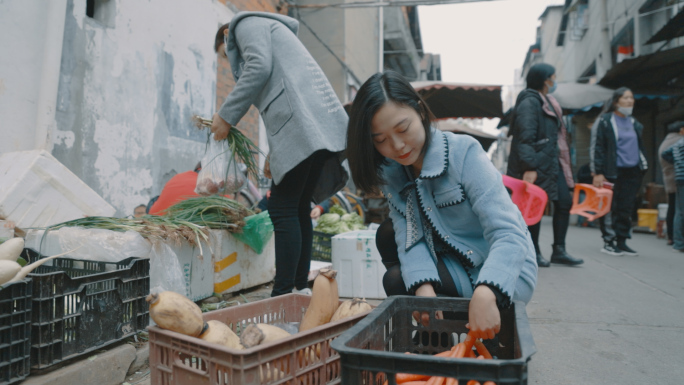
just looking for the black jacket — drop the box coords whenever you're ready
[506,89,563,200]
[591,113,648,181]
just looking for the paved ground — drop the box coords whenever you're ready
[526,217,684,385]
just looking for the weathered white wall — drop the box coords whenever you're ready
[51,0,233,216]
[0,1,55,153]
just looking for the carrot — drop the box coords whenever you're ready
[396,374,431,383]
[474,340,493,359]
[482,382,496,385]
[476,355,485,359]
[400,382,429,385]
[426,377,445,385]
[466,381,481,385]
[463,333,476,353]
[466,348,477,358]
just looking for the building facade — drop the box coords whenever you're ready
[517,0,684,193]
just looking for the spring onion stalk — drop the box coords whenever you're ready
[192,115,263,183]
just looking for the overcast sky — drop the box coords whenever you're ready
[419,0,565,87]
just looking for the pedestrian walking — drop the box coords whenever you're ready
[590,87,647,256]
[346,71,538,339]
[212,12,349,297]
[507,63,583,267]
[660,122,684,252]
[658,121,684,246]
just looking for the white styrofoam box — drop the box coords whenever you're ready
[24,227,214,302]
[0,150,115,228]
[331,230,387,299]
[210,229,275,295]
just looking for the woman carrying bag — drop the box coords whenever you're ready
[507,63,583,267]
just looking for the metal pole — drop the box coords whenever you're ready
[378,6,384,72]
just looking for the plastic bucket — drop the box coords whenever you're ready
[637,209,658,232]
[657,203,668,220]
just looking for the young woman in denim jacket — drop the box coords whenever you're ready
[346,71,538,338]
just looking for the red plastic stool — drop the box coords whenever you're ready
[502,175,548,226]
[570,183,613,221]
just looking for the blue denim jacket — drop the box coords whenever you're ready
[381,129,538,304]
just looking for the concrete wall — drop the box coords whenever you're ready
[51,0,233,216]
[0,0,58,153]
[295,4,379,103]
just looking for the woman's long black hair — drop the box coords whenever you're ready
[346,71,434,194]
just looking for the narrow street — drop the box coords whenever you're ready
[527,217,684,384]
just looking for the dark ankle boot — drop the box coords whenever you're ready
[536,251,550,267]
[550,244,584,266]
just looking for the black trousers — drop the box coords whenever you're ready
[376,219,459,297]
[667,192,675,241]
[528,167,572,252]
[269,151,329,297]
[599,166,643,241]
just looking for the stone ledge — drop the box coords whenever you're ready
[22,344,136,385]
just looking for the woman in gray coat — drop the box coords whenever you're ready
[212,12,349,297]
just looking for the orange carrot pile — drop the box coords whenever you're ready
[383,332,497,385]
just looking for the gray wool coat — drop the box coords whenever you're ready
[218,12,348,202]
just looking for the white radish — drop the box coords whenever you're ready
[0,260,22,285]
[5,247,81,285]
[0,238,24,262]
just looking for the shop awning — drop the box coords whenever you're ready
[344,81,504,119]
[550,82,614,110]
[645,9,684,45]
[434,119,499,151]
[599,45,684,94]
[410,81,504,119]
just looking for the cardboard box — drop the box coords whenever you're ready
[0,150,115,228]
[331,230,387,299]
[210,230,275,295]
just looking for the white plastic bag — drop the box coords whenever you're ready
[195,133,245,195]
[148,241,186,295]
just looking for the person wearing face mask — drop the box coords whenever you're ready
[590,87,647,256]
[507,63,583,267]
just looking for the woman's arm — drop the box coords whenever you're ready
[459,138,534,337]
[512,97,542,174]
[218,17,274,126]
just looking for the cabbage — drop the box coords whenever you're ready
[329,205,346,216]
[315,209,366,235]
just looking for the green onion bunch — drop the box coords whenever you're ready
[192,115,263,183]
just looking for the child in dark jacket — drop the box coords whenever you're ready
[661,124,684,251]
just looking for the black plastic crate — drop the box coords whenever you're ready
[331,296,536,385]
[312,231,332,261]
[21,248,150,369]
[0,279,32,385]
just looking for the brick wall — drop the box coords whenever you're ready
[214,0,288,152]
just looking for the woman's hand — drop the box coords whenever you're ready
[414,282,443,326]
[310,206,323,220]
[466,285,501,340]
[592,174,605,188]
[522,170,537,184]
[211,112,232,141]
